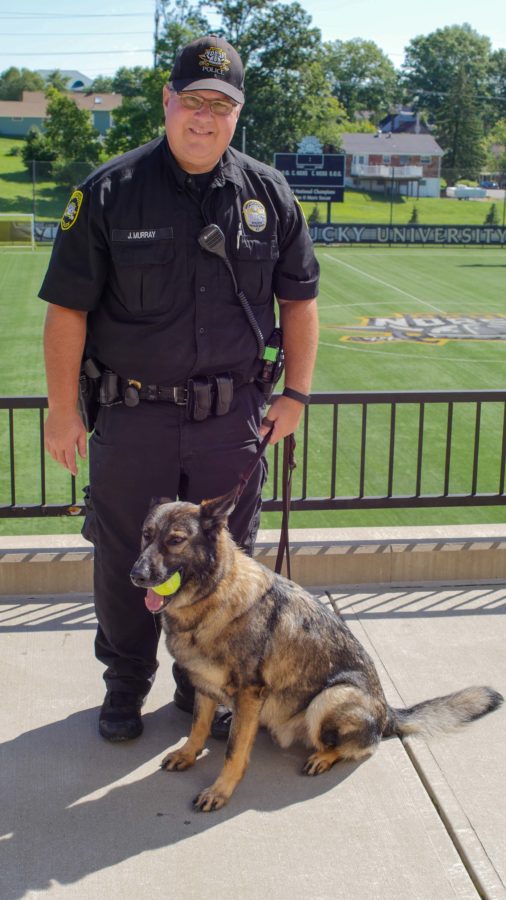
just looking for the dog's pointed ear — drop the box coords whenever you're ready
[148,496,173,511]
[200,486,240,532]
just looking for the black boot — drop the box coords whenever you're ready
[172,663,232,740]
[99,690,144,742]
[172,663,195,713]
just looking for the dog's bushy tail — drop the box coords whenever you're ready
[385,686,503,737]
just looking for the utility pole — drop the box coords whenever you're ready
[154,0,161,68]
[389,165,395,245]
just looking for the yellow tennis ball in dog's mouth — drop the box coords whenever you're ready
[151,570,182,597]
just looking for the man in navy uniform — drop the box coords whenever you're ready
[40,35,319,741]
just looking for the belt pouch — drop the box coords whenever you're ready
[213,375,233,416]
[187,377,212,421]
[99,371,121,406]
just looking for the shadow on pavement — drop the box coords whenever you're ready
[1,702,363,899]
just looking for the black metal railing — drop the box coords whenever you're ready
[1,391,506,517]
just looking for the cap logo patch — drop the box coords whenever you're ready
[199,46,231,76]
[61,190,83,231]
[243,199,267,233]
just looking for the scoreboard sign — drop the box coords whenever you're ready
[274,153,345,203]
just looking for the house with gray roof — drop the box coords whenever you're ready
[340,133,444,198]
[378,109,431,135]
[36,70,92,92]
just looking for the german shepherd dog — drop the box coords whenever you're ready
[130,489,503,812]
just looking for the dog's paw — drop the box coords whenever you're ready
[161,748,197,771]
[302,751,335,776]
[193,787,228,812]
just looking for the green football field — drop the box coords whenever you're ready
[0,244,505,534]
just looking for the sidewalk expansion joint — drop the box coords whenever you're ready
[400,739,495,900]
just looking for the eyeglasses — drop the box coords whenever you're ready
[176,92,238,117]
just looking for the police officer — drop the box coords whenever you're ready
[40,35,319,742]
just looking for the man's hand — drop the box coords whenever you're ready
[43,304,88,476]
[258,395,305,445]
[44,409,88,477]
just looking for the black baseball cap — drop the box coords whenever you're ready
[170,35,245,104]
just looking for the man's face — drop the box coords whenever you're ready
[163,86,241,174]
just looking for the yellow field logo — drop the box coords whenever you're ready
[61,190,83,231]
[335,314,506,345]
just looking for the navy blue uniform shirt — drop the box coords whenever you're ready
[39,136,319,386]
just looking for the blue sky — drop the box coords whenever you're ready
[0,0,505,79]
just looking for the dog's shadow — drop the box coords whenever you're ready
[1,702,364,898]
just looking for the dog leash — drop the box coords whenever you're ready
[235,423,296,578]
[274,433,296,579]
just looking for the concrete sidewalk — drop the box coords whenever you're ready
[1,585,505,900]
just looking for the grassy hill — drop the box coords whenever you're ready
[304,189,504,226]
[0,137,69,220]
[0,136,502,226]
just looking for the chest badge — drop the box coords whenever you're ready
[242,199,267,233]
[61,190,83,231]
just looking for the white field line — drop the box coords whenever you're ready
[322,252,444,314]
[320,300,406,310]
[319,339,501,363]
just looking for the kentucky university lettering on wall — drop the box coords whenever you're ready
[311,225,506,245]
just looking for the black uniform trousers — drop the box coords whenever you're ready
[83,382,267,697]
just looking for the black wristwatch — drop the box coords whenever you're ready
[282,387,311,405]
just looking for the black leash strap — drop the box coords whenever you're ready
[235,424,274,502]
[235,425,296,579]
[274,433,296,578]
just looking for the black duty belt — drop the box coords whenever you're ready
[80,360,266,432]
[104,372,256,421]
[134,384,189,405]
[122,373,251,406]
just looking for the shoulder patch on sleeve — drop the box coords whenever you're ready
[61,190,84,231]
[293,193,308,228]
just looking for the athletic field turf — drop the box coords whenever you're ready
[1,244,505,534]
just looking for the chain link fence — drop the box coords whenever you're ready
[25,160,95,240]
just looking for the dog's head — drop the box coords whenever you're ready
[130,486,239,614]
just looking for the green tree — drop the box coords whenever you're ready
[402,24,491,122]
[43,87,102,184]
[112,66,152,97]
[484,203,498,224]
[45,70,69,93]
[323,38,399,119]
[436,66,486,184]
[486,49,506,130]
[307,206,321,226]
[105,0,350,163]
[157,0,335,162]
[0,66,44,100]
[21,126,57,170]
[214,0,332,161]
[87,75,115,94]
[105,68,170,155]
[239,57,346,160]
[305,90,348,152]
[484,117,506,174]
[156,0,211,68]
